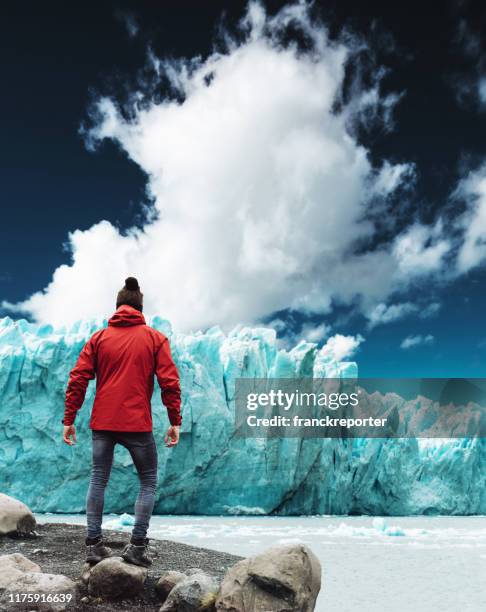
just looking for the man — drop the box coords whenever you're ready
[62,277,181,568]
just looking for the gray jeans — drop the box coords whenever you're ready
[86,430,158,540]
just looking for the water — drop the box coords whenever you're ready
[36,513,486,612]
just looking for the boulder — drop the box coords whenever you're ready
[0,493,36,536]
[0,552,41,589]
[87,556,147,599]
[80,563,92,586]
[155,570,187,601]
[160,571,219,612]
[1,571,76,611]
[215,544,321,612]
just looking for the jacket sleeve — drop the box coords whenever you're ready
[155,336,182,426]
[63,334,98,426]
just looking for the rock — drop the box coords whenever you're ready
[215,544,321,612]
[0,493,36,536]
[1,571,77,611]
[186,567,212,576]
[80,562,92,585]
[0,552,41,589]
[87,556,147,599]
[155,570,187,601]
[160,571,219,612]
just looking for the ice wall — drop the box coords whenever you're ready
[0,315,484,516]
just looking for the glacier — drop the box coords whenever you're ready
[0,315,484,516]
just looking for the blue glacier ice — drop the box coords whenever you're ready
[0,315,484,515]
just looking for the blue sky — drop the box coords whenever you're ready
[1,0,486,377]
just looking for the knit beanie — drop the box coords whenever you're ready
[116,277,144,312]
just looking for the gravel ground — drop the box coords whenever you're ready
[0,523,242,611]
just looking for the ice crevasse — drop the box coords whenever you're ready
[0,315,483,515]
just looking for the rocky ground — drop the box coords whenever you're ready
[0,522,242,611]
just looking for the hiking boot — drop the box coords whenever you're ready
[121,537,153,567]
[85,536,112,564]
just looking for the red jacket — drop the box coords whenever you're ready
[63,305,181,431]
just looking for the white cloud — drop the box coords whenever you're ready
[9,1,422,331]
[479,77,486,106]
[300,322,331,343]
[366,302,417,328]
[5,1,475,333]
[400,334,434,350]
[392,222,450,279]
[371,161,415,197]
[266,317,330,348]
[320,333,364,361]
[116,11,139,39]
[450,18,486,111]
[419,302,441,318]
[266,317,286,334]
[366,300,441,328]
[454,164,486,273]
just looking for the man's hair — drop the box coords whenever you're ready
[116,277,144,312]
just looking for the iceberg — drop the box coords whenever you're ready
[372,517,405,536]
[0,315,484,516]
[102,512,135,530]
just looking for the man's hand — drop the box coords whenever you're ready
[164,425,180,448]
[63,425,77,446]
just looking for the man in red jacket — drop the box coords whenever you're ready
[62,277,181,567]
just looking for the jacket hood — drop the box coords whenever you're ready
[108,305,146,327]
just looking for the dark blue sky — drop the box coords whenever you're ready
[1,0,486,376]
